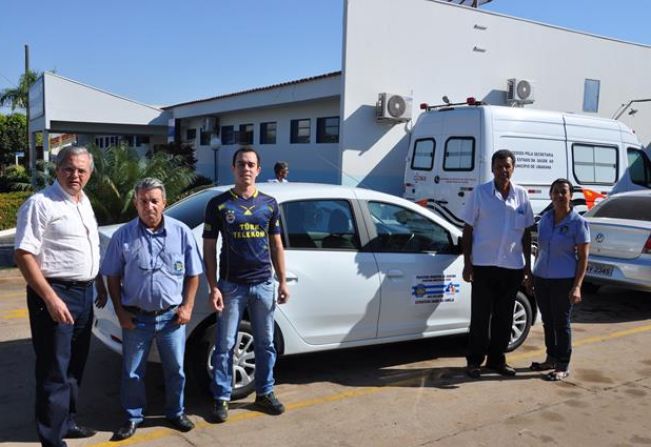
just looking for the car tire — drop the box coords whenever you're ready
[189,320,257,400]
[582,281,600,294]
[507,291,533,352]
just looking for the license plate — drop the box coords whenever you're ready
[587,262,614,277]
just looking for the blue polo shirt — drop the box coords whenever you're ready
[533,209,590,279]
[100,216,203,311]
[202,188,280,284]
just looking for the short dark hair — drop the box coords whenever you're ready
[232,146,261,167]
[274,161,289,174]
[549,178,574,196]
[491,149,516,167]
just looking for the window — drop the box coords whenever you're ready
[627,148,651,188]
[444,137,475,171]
[291,119,311,144]
[280,200,359,250]
[367,202,455,253]
[572,144,618,184]
[186,129,197,141]
[316,116,340,143]
[200,131,211,146]
[411,139,435,170]
[220,126,234,145]
[260,122,277,144]
[583,79,600,113]
[585,195,651,221]
[165,189,216,229]
[239,123,253,144]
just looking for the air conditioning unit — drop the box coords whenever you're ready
[202,116,219,133]
[506,79,535,104]
[376,93,413,122]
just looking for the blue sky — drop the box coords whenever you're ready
[1,0,650,112]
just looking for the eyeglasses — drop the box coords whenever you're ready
[235,161,258,169]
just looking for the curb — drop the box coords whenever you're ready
[0,228,16,238]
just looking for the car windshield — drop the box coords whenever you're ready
[585,195,651,221]
[165,188,218,228]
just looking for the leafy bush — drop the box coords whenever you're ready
[0,191,31,230]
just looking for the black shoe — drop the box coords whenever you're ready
[169,414,194,432]
[254,392,285,415]
[64,424,97,439]
[111,420,140,441]
[211,399,229,423]
[486,363,517,376]
[466,365,481,379]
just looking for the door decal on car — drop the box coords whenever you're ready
[411,274,460,304]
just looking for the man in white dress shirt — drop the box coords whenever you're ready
[461,149,534,379]
[15,146,104,447]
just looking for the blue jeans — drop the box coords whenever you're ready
[533,276,574,371]
[121,307,186,422]
[211,279,276,400]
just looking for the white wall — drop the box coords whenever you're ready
[187,98,342,185]
[341,0,651,195]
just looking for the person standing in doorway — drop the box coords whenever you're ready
[461,149,534,378]
[203,147,290,423]
[14,146,104,447]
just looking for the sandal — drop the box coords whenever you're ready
[530,360,555,371]
[544,370,569,381]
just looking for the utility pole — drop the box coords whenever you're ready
[25,44,36,187]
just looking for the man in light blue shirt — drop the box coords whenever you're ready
[100,178,202,441]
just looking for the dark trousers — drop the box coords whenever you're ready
[467,266,523,367]
[533,276,574,371]
[27,283,94,447]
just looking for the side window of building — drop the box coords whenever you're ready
[221,125,235,145]
[444,137,475,171]
[239,123,254,144]
[316,116,340,143]
[186,128,197,141]
[291,119,311,144]
[626,147,651,188]
[572,143,618,185]
[367,201,454,253]
[280,199,359,250]
[260,122,277,144]
[411,138,435,170]
[199,131,211,146]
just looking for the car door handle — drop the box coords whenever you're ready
[386,270,404,278]
[285,273,298,283]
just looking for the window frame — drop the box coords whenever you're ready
[260,122,277,145]
[316,116,340,143]
[443,136,475,172]
[220,125,235,145]
[410,138,436,171]
[238,123,254,145]
[571,143,619,186]
[290,118,311,144]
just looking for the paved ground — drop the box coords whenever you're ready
[1,268,650,447]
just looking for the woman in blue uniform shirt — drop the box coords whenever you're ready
[530,178,590,381]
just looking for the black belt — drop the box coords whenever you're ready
[47,277,95,289]
[123,305,178,316]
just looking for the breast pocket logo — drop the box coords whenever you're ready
[225,209,236,224]
[174,261,184,272]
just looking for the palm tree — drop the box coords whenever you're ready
[0,70,41,111]
[86,144,196,225]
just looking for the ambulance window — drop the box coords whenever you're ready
[627,148,651,188]
[444,137,475,171]
[411,138,435,170]
[572,144,618,185]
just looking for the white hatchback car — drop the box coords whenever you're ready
[93,183,536,398]
[583,190,651,292]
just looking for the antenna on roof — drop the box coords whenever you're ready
[443,0,493,7]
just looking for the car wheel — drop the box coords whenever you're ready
[582,282,600,294]
[189,320,256,400]
[507,291,532,352]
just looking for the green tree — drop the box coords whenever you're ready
[0,70,41,111]
[86,144,196,225]
[0,113,27,171]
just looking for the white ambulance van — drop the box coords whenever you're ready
[403,101,644,226]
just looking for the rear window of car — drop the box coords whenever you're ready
[165,188,217,228]
[585,195,651,221]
